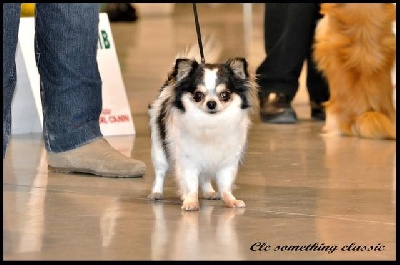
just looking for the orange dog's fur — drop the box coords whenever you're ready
[313,3,396,140]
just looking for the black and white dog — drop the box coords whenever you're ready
[148,38,257,211]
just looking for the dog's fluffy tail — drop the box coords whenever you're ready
[353,112,396,140]
[175,35,222,63]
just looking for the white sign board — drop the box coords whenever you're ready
[11,13,135,136]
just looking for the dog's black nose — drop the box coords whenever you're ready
[206,100,217,110]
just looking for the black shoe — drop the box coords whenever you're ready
[259,92,297,124]
[310,101,326,121]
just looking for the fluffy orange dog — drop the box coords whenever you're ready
[313,3,396,140]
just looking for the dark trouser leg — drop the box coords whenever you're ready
[256,3,321,101]
[306,49,329,104]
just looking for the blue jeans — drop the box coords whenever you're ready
[3,3,103,157]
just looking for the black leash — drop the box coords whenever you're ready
[192,3,205,64]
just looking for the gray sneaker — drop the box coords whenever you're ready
[47,138,146,178]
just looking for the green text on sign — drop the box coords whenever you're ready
[98,30,110,49]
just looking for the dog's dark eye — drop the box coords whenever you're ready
[193,91,204,102]
[219,91,231,102]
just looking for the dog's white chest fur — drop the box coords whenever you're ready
[168,102,250,171]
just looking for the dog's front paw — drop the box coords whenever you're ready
[148,192,164,200]
[203,191,220,200]
[181,201,200,211]
[223,199,246,208]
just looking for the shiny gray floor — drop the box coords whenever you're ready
[3,4,396,261]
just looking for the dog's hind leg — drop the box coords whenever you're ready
[148,168,167,200]
[200,175,220,200]
[148,144,169,200]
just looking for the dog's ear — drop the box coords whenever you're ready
[226,57,249,79]
[174,58,198,81]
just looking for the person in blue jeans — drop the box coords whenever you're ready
[256,3,330,124]
[3,3,146,178]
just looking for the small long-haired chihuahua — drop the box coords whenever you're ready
[313,3,396,140]
[147,38,257,211]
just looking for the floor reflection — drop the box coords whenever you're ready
[151,202,245,260]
